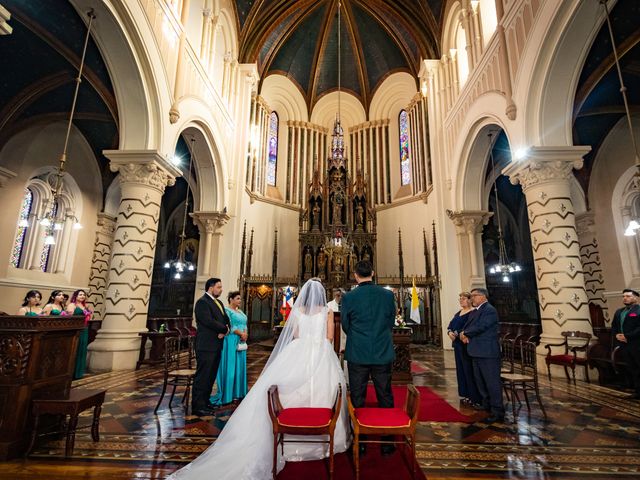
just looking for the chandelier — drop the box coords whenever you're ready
[486,132,521,282]
[18,11,95,244]
[595,2,640,235]
[163,137,196,278]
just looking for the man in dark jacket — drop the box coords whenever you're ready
[612,288,640,399]
[341,260,396,454]
[460,287,504,422]
[191,277,230,416]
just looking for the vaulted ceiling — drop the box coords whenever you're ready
[234,0,443,111]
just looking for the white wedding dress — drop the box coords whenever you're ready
[167,280,350,480]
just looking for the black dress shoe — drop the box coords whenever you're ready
[472,403,489,411]
[381,444,396,456]
[192,408,215,417]
[485,415,504,423]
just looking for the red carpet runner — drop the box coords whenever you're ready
[278,385,473,479]
[365,385,475,423]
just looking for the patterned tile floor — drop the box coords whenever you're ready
[1,345,639,479]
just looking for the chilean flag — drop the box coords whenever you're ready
[280,286,294,322]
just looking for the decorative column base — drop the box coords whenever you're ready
[87,329,146,372]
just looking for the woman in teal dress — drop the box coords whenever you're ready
[211,291,248,406]
[17,290,43,316]
[42,290,65,315]
[66,289,92,380]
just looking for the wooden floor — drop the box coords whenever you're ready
[2,345,640,479]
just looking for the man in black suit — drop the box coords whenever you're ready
[460,287,504,422]
[341,260,396,455]
[192,277,230,416]
[612,288,640,400]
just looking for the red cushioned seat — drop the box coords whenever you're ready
[354,407,410,428]
[277,407,332,428]
[547,354,574,362]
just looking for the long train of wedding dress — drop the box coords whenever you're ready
[166,310,350,479]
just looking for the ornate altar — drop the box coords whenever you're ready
[298,118,376,289]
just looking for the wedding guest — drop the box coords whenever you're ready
[62,293,70,310]
[66,289,92,379]
[447,292,481,405]
[612,288,640,399]
[328,288,348,381]
[210,291,248,406]
[460,288,505,422]
[192,278,230,416]
[42,290,65,315]
[17,290,43,316]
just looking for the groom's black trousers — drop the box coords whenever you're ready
[348,362,394,408]
[192,348,222,409]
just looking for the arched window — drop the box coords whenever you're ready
[267,111,278,186]
[399,110,411,185]
[10,188,33,268]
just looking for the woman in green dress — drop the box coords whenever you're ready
[210,291,248,405]
[42,290,65,315]
[17,290,43,316]
[66,289,92,379]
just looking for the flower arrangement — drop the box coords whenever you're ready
[394,314,406,328]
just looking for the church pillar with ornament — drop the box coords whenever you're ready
[446,210,493,290]
[88,151,180,371]
[503,147,594,369]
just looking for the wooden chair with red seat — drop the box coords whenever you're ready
[347,384,420,480]
[267,384,343,480]
[544,331,592,384]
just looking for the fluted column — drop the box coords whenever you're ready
[447,210,493,289]
[88,151,180,371]
[575,211,610,323]
[87,213,117,320]
[191,211,230,289]
[504,147,593,355]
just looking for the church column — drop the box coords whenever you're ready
[460,4,475,69]
[191,211,230,288]
[470,0,483,61]
[87,213,116,320]
[88,151,180,371]
[207,16,220,69]
[447,210,492,289]
[504,147,593,357]
[576,211,609,322]
[169,0,191,123]
[301,125,308,207]
[199,6,211,60]
[382,122,389,204]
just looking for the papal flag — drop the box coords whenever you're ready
[410,277,421,324]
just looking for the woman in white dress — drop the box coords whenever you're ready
[167,278,350,479]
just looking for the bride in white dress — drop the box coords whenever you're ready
[167,278,350,479]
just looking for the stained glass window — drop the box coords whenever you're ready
[40,201,58,272]
[10,188,33,268]
[399,110,411,186]
[267,112,278,186]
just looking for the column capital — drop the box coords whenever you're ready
[575,211,596,236]
[104,150,181,192]
[96,212,117,236]
[191,211,231,234]
[446,209,493,235]
[503,146,591,191]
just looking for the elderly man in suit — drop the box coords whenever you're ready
[341,260,396,455]
[612,288,640,400]
[460,287,505,422]
[192,277,230,416]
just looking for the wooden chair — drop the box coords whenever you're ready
[347,384,420,480]
[501,341,547,422]
[267,384,342,480]
[154,336,196,414]
[544,331,592,383]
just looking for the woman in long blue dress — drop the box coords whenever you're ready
[447,292,481,405]
[211,291,248,405]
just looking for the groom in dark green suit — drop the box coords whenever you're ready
[341,260,396,455]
